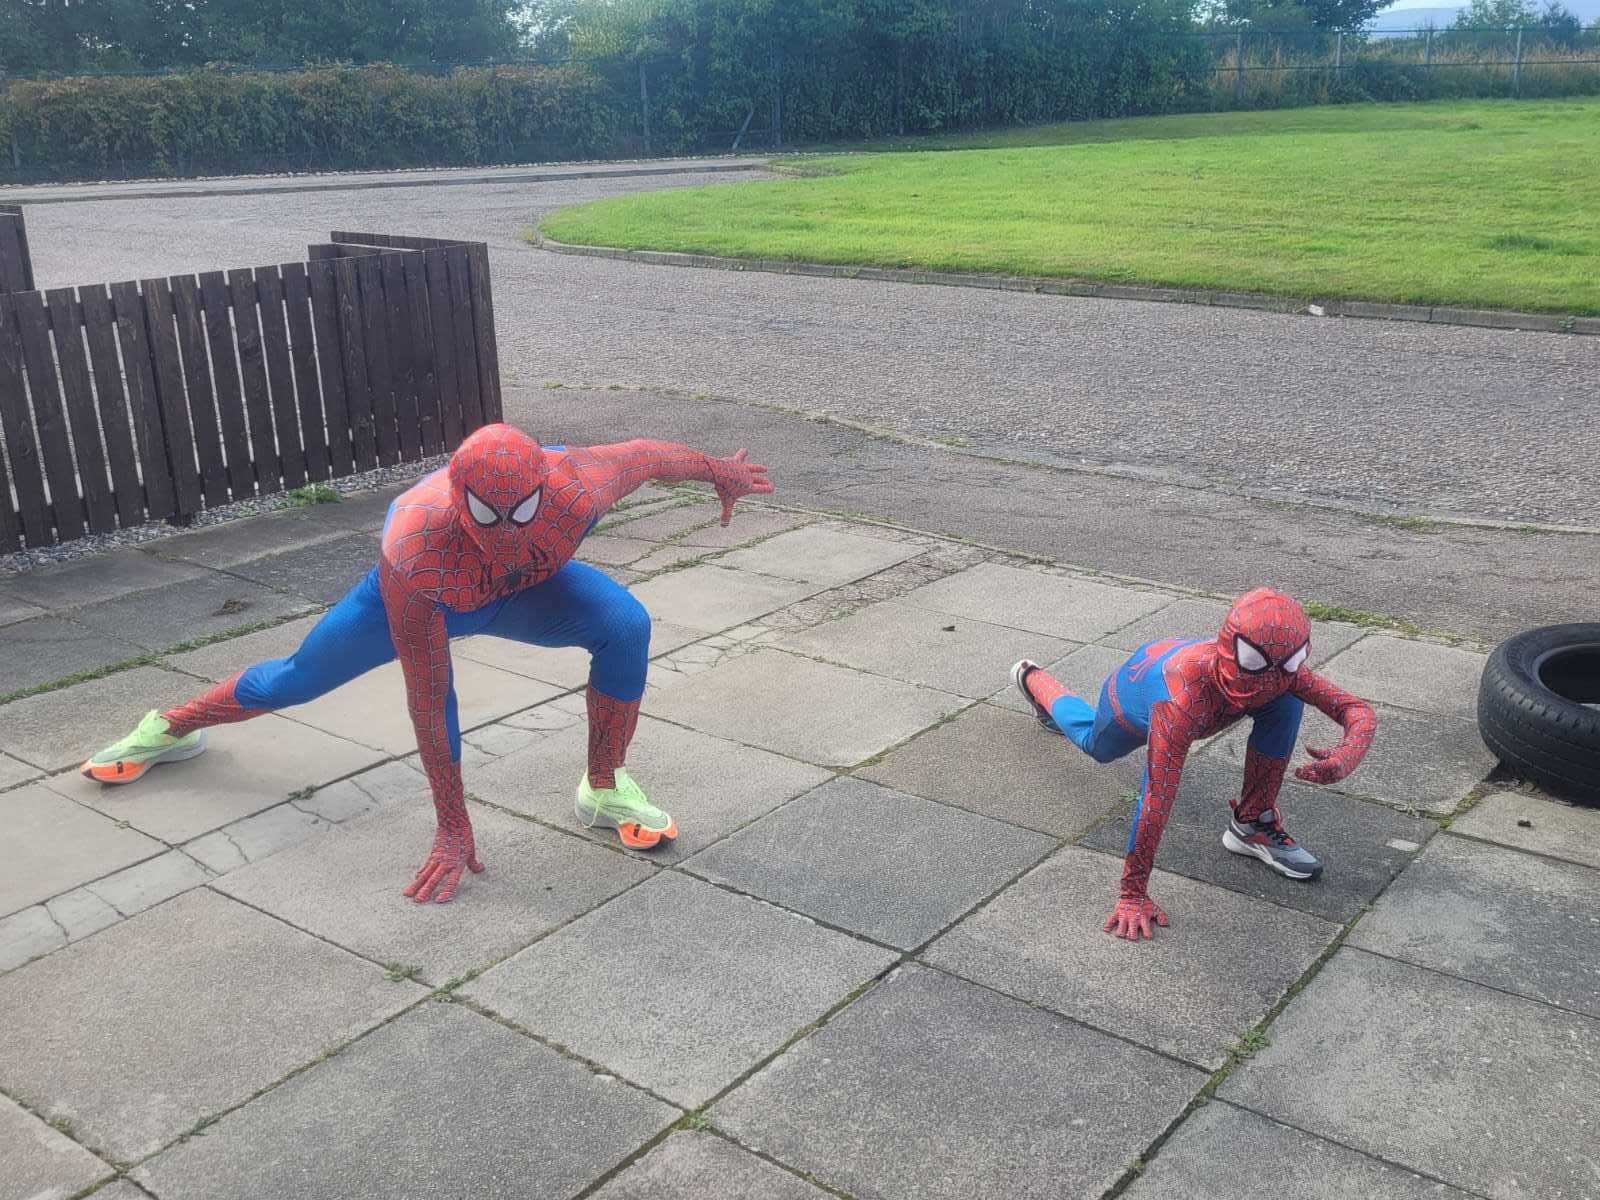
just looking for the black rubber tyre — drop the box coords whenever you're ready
[1477,623,1600,806]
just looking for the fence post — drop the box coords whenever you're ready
[1424,26,1433,70]
[1512,25,1523,96]
[772,45,784,148]
[638,59,651,154]
[1234,31,1245,105]
[1335,30,1344,77]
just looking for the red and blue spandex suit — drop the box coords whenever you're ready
[1029,588,1376,938]
[158,424,772,903]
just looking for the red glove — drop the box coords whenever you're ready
[709,449,773,525]
[1295,742,1362,784]
[1104,895,1169,941]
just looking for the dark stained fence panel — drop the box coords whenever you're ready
[80,284,146,527]
[130,277,194,520]
[13,290,85,541]
[0,296,49,546]
[170,275,231,508]
[2,228,500,550]
[282,262,329,484]
[44,288,116,533]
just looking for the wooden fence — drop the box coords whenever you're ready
[0,205,34,294]
[0,226,501,551]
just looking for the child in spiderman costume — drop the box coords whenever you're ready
[82,424,773,904]
[1011,587,1377,941]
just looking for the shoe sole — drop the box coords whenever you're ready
[574,796,678,849]
[80,734,207,785]
[1222,828,1322,881]
[1010,660,1057,732]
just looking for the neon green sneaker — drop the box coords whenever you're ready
[80,710,206,785]
[575,769,677,849]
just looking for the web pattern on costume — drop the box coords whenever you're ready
[1119,589,1375,904]
[164,424,772,902]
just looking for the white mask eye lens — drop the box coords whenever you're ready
[510,490,541,526]
[1235,636,1269,672]
[1283,645,1309,674]
[465,490,499,527]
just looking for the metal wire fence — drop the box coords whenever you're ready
[1,24,1596,182]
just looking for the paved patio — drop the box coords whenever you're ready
[2,486,1597,1200]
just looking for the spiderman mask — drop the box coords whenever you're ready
[448,424,550,564]
[1212,587,1312,709]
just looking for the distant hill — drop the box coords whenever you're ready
[1367,0,1600,33]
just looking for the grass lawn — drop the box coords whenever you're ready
[540,99,1600,314]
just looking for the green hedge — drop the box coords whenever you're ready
[0,63,628,183]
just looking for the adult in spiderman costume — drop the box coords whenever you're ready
[1011,587,1376,941]
[82,424,773,903]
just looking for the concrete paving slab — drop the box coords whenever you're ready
[1219,948,1600,1200]
[135,1001,678,1200]
[1319,635,1485,721]
[713,964,1205,1200]
[306,487,404,533]
[0,667,199,770]
[577,534,658,565]
[1349,834,1600,1017]
[628,565,819,633]
[0,615,143,695]
[471,716,830,864]
[0,549,202,610]
[162,614,322,680]
[924,847,1337,1068]
[0,752,42,790]
[1207,702,1494,814]
[70,574,312,653]
[0,888,424,1162]
[0,588,48,627]
[714,525,922,586]
[0,906,64,972]
[284,657,561,754]
[774,601,1078,699]
[452,620,703,689]
[216,802,653,985]
[464,872,894,1107]
[687,777,1055,950]
[988,642,1130,715]
[0,1092,112,1200]
[598,502,719,541]
[861,702,1139,838]
[186,799,343,872]
[45,887,122,942]
[1451,791,1600,869]
[592,1130,829,1200]
[647,649,965,768]
[676,509,811,548]
[146,507,360,568]
[1078,756,1436,923]
[1102,598,1369,664]
[1123,1102,1470,1199]
[49,713,385,842]
[898,562,1168,641]
[3,784,164,918]
[224,533,381,606]
[85,850,210,917]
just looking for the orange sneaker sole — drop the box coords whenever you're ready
[81,758,155,785]
[617,817,678,850]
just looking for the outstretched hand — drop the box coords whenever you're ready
[1104,894,1169,941]
[1295,742,1360,785]
[709,450,774,525]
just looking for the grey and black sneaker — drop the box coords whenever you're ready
[1010,659,1056,732]
[1222,809,1323,881]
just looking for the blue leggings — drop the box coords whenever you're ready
[1048,685,1145,764]
[235,561,650,760]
